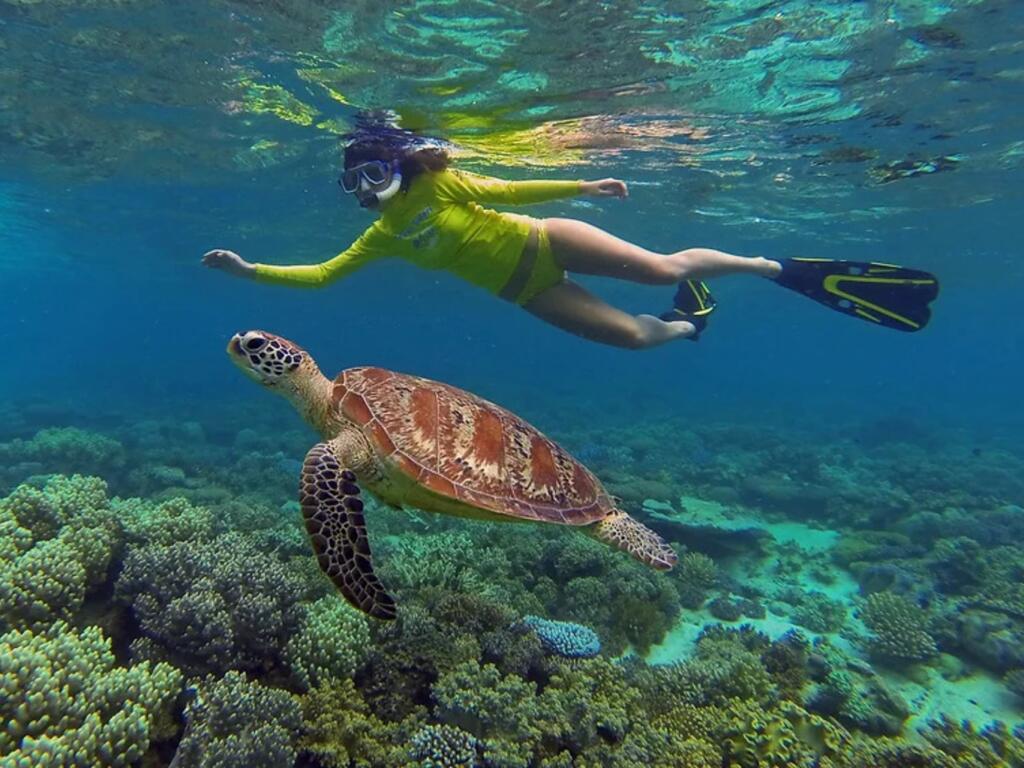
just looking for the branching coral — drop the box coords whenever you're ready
[433,660,542,767]
[859,591,937,662]
[521,615,601,659]
[286,595,371,690]
[0,475,118,629]
[0,427,125,477]
[113,494,216,546]
[116,531,305,675]
[0,620,181,766]
[408,724,480,768]
[299,677,408,768]
[171,671,301,768]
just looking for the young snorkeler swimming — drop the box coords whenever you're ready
[204,122,938,347]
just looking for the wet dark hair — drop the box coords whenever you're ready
[342,117,450,193]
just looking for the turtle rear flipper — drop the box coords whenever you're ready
[593,511,677,571]
[301,442,397,619]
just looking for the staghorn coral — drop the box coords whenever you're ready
[677,550,718,589]
[0,620,181,766]
[537,657,643,752]
[286,595,371,690]
[792,590,848,633]
[859,591,937,662]
[921,715,1024,766]
[115,531,305,675]
[171,671,301,768]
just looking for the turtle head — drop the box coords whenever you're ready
[228,331,331,422]
[228,330,309,385]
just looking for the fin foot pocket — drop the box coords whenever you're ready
[659,279,716,340]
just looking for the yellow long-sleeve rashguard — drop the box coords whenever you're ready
[253,169,582,304]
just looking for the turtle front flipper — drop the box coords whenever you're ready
[593,510,677,571]
[300,442,397,619]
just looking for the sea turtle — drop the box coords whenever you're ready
[228,330,677,619]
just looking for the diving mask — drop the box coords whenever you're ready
[339,160,402,208]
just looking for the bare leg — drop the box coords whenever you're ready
[543,217,781,283]
[523,279,695,349]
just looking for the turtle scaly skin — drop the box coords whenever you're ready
[229,330,676,619]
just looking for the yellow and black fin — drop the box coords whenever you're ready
[774,258,939,332]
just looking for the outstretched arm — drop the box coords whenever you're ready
[440,169,628,206]
[203,223,387,288]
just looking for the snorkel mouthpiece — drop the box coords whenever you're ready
[359,171,402,208]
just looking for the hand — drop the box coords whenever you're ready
[581,178,628,198]
[202,248,254,278]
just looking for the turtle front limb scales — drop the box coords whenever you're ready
[299,440,397,619]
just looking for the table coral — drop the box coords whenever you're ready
[0,620,181,766]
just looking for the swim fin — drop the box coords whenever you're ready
[773,258,939,332]
[659,279,717,340]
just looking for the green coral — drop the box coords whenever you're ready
[792,590,848,633]
[859,591,937,662]
[0,476,118,629]
[678,551,718,589]
[113,494,216,545]
[286,595,371,690]
[172,670,301,768]
[299,678,407,768]
[0,620,181,766]
[433,660,541,767]
[717,699,848,768]
[408,724,480,768]
[0,427,125,476]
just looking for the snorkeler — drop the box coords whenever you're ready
[204,124,939,347]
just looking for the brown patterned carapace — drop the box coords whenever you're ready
[331,367,614,525]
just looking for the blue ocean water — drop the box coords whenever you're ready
[2,2,1024,766]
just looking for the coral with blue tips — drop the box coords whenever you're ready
[521,615,601,659]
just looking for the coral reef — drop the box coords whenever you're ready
[2,410,1023,767]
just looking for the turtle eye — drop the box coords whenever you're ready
[245,337,267,351]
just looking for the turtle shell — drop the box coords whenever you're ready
[331,367,613,525]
